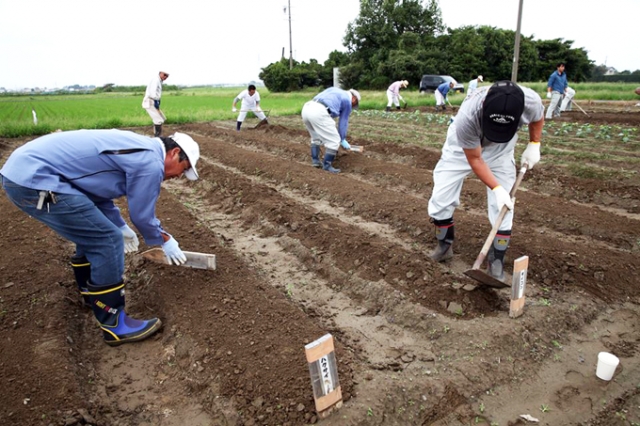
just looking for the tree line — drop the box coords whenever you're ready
[259,0,640,92]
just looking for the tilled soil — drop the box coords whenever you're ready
[1,104,640,426]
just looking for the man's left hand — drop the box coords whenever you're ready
[154,100,161,109]
[521,142,541,169]
[341,139,351,150]
[120,224,139,254]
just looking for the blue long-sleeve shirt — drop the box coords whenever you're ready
[547,71,568,93]
[313,87,353,140]
[437,82,451,97]
[0,129,168,245]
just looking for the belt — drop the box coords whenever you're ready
[313,99,331,115]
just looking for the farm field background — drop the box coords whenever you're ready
[1,82,639,137]
[0,86,640,426]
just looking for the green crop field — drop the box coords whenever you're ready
[0,83,638,138]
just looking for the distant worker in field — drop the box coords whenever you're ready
[232,84,268,131]
[142,70,170,137]
[560,86,576,112]
[435,80,455,112]
[1,129,201,346]
[545,62,568,119]
[427,81,545,282]
[466,75,483,98]
[301,87,361,173]
[386,80,408,111]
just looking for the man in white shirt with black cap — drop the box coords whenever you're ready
[427,81,545,281]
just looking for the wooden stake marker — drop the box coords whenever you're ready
[304,334,343,418]
[509,255,529,318]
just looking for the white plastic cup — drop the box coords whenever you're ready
[596,352,619,381]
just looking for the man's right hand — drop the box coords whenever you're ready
[162,237,187,265]
[492,185,514,211]
[546,92,552,99]
[232,107,237,112]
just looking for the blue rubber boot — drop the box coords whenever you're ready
[70,255,92,308]
[322,150,341,174]
[311,145,322,168]
[87,281,162,347]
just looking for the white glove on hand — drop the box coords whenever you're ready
[162,237,187,265]
[546,92,552,99]
[256,106,262,112]
[492,185,514,211]
[340,139,351,150]
[521,142,541,169]
[232,107,237,112]
[120,224,139,254]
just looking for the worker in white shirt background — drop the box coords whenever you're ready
[142,70,169,137]
[232,84,268,131]
[560,86,576,112]
[466,75,483,98]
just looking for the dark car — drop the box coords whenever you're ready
[419,75,465,94]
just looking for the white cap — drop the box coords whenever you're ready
[348,88,361,108]
[478,75,483,82]
[169,132,199,180]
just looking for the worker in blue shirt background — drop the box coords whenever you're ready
[436,80,455,112]
[301,87,361,173]
[1,129,200,346]
[545,62,568,119]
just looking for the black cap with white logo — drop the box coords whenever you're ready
[482,81,525,143]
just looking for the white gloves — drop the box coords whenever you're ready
[120,224,139,254]
[162,237,187,265]
[232,107,237,112]
[340,139,351,150]
[521,142,541,169]
[256,106,262,112]
[492,185,514,211]
[546,92,552,99]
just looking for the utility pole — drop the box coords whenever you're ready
[511,0,524,82]
[288,0,293,69]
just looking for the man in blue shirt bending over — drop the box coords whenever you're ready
[301,87,361,173]
[1,129,200,346]
[436,80,455,112]
[545,62,568,119]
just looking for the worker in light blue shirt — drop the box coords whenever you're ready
[1,129,200,346]
[301,87,361,173]
[435,80,455,112]
[545,62,568,119]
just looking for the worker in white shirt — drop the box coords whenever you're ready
[142,70,169,137]
[232,84,268,131]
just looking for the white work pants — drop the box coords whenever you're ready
[237,108,267,122]
[546,91,563,118]
[560,88,575,112]
[428,121,517,230]
[387,90,400,107]
[435,90,445,106]
[301,101,340,152]
[142,97,165,125]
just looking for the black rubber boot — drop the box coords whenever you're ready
[311,145,322,168]
[322,150,340,174]
[396,106,401,110]
[430,218,454,262]
[486,230,511,280]
[385,106,391,112]
[236,121,242,131]
[70,255,92,308]
[154,125,162,137]
[86,281,162,347]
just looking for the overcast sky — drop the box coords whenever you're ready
[0,0,637,90]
